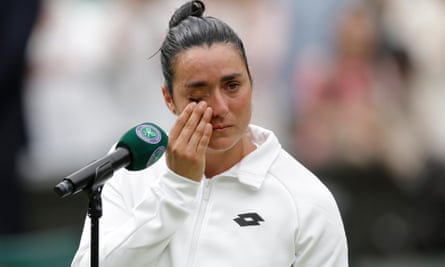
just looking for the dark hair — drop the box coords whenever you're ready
[160,0,252,96]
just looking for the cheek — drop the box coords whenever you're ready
[171,97,189,115]
[231,90,252,117]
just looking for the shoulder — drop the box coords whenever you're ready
[268,149,342,223]
[268,151,348,264]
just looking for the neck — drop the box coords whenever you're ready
[204,136,256,178]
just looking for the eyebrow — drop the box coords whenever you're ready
[184,73,243,89]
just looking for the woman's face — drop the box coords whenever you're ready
[163,43,252,153]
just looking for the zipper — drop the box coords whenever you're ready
[185,178,213,267]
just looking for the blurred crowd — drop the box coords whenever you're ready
[292,0,445,186]
[289,0,445,261]
[2,0,445,264]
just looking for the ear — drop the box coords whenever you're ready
[162,85,177,114]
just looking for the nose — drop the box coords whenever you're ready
[208,89,229,118]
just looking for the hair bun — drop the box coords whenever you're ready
[169,0,205,28]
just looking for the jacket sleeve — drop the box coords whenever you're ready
[70,168,200,266]
[292,195,349,267]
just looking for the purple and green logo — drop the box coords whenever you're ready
[136,124,161,144]
[147,146,166,167]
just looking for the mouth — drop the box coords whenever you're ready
[212,124,232,132]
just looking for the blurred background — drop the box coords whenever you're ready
[1,0,445,266]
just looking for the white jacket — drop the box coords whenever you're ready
[71,125,348,266]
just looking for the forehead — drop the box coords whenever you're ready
[172,43,248,84]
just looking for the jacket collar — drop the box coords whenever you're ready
[221,125,281,190]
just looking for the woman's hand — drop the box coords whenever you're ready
[166,101,213,181]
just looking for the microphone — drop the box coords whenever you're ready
[54,122,168,198]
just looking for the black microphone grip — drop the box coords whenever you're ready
[54,147,131,197]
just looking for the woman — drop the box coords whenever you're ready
[71,1,348,266]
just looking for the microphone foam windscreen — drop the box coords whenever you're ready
[117,122,168,171]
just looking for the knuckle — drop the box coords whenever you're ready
[169,144,182,155]
[176,116,187,127]
[194,125,205,136]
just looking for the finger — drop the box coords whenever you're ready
[196,123,213,155]
[176,101,208,144]
[168,102,196,142]
[188,106,213,150]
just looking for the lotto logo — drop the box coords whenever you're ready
[233,212,264,227]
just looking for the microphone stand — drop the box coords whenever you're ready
[85,161,114,267]
[88,185,103,267]
[54,160,116,267]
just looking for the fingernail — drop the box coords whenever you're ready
[188,102,197,110]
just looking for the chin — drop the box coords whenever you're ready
[208,133,246,153]
[207,143,233,153]
[207,138,237,153]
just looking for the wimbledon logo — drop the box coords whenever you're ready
[147,146,166,167]
[136,124,161,144]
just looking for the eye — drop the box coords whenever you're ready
[188,97,203,103]
[188,94,207,103]
[187,90,209,103]
[227,81,240,91]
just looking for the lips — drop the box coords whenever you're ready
[212,124,231,131]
